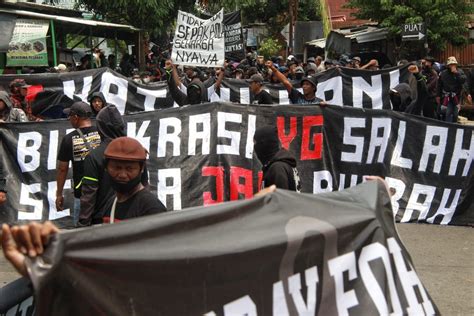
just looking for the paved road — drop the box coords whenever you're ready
[1,223,473,314]
[396,224,473,315]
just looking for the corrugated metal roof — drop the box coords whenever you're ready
[0,8,140,32]
[306,38,326,48]
[332,26,388,43]
[306,26,388,48]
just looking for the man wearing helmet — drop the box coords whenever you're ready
[101,136,166,223]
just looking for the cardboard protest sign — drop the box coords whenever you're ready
[172,9,225,67]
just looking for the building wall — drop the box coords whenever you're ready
[434,43,474,66]
[325,0,369,29]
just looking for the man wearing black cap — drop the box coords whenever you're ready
[56,102,101,226]
[265,60,324,105]
[254,126,301,191]
[248,74,273,105]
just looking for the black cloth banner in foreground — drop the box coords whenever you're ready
[0,102,472,226]
[0,277,34,316]
[0,65,410,115]
[13,182,437,315]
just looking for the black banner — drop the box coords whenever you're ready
[9,181,436,315]
[223,10,245,61]
[0,66,411,116]
[0,277,34,316]
[0,102,472,226]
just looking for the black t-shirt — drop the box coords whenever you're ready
[81,143,150,224]
[289,88,323,105]
[57,126,101,198]
[252,90,274,105]
[102,189,166,223]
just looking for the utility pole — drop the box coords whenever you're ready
[288,0,298,57]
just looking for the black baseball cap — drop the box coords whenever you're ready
[63,101,93,117]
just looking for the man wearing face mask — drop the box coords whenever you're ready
[141,71,152,84]
[101,137,166,223]
[78,105,150,226]
[389,64,427,115]
[253,126,301,191]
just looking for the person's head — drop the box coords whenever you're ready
[246,67,258,78]
[306,63,318,76]
[324,59,335,69]
[96,105,125,140]
[104,137,147,194]
[187,82,203,104]
[254,126,280,166]
[446,56,458,71]
[389,83,412,111]
[0,91,12,113]
[307,57,315,64]
[315,56,323,66]
[277,56,285,67]
[63,101,92,128]
[184,66,197,79]
[288,61,297,73]
[423,56,435,70]
[248,74,264,94]
[55,64,68,73]
[87,91,106,114]
[141,72,151,84]
[352,56,361,68]
[300,76,317,98]
[234,68,244,79]
[279,66,289,77]
[9,79,29,96]
[80,56,90,68]
[294,66,305,80]
[132,74,141,83]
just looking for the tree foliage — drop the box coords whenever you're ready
[346,0,473,51]
[201,0,322,37]
[258,37,283,59]
[48,0,197,37]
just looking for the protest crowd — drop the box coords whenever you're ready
[0,6,473,316]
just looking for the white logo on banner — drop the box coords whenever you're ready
[172,9,225,67]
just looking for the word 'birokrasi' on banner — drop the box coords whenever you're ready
[172,9,225,67]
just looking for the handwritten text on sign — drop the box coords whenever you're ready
[172,9,225,67]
